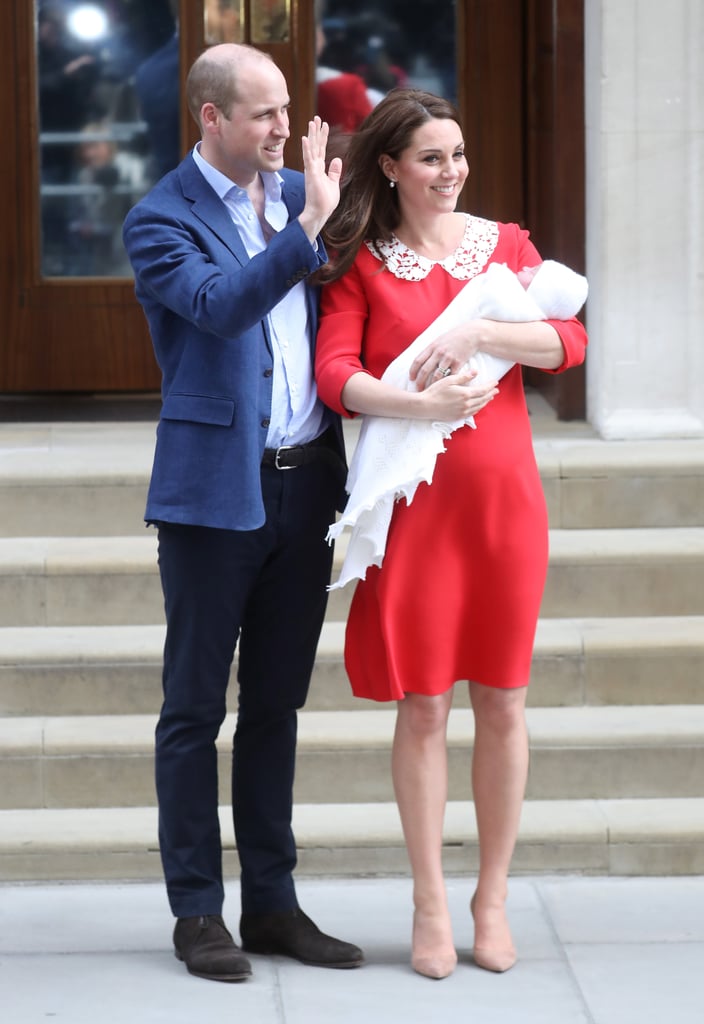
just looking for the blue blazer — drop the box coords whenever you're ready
[123,154,345,531]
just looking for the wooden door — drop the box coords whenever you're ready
[1,1,164,392]
[459,0,586,419]
[0,0,316,393]
[524,0,586,419]
[1,0,585,416]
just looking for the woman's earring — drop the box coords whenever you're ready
[389,179,396,189]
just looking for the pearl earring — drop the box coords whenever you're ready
[389,180,396,189]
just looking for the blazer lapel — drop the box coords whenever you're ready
[175,161,318,352]
[279,169,305,220]
[177,155,249,265]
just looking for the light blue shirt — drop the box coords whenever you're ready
[192,145,325,448]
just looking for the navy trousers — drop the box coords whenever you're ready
[154,457,338,918]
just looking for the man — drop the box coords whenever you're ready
[123,43,362,982]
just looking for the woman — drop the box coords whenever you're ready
[315,90,587,979]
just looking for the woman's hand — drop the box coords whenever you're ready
[339,367,498,421]
[409,322,488,392]
[411,314,568,384]
[417,370,498,421]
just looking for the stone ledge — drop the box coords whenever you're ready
[0,618,701,716]
[4,704,704,756]
[1,798,702,880]
[3,707,704,808]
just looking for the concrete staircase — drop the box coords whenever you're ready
[1,399,704,882]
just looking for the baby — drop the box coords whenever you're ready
[408,259,588,429]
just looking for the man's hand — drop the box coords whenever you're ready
[298,116,342,243]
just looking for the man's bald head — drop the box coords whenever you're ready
[186,44,275,128]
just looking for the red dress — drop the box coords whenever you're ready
[316,216,587,701]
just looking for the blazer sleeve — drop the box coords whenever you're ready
[123,192,325,341]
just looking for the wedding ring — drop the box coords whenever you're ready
[437,365,452,377]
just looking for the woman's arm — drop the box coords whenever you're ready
[340,368,498,420]
[408,227,588,391]
[410,318,565,392]
[316,265,498,421]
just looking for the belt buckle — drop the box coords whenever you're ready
[274,444,296,470]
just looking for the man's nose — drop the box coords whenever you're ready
[273,112,290,137]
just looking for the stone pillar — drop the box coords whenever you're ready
[584,1,704,438]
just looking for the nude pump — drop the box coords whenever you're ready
[411,911,458,980]
[470,893,517,973]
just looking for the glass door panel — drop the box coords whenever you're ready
[316,0,457,152]
[204,0,244,44]
[37,0,180,278]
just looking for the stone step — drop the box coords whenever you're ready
[3,705,704,810]
[0,535,162,627]
[1,528,703,626]
[1,616,702,717]
[539,526,704,618]
[536,437,704,529]
[0,422,154,537]
[328,527,704,617]
[1,797,702,881]
[2,424,703,535]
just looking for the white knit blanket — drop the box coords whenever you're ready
[326,260,588,590]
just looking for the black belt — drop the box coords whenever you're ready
[261,430,339,471]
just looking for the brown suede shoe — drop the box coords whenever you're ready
[173,914,252,982]
[240,908,364,968]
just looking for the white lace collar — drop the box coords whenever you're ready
[365,214,499,281]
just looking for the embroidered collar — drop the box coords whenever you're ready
[366,214,499,281]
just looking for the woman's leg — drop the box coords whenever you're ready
[392,689,457,978]
[468,680,529,971]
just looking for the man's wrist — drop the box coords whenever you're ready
[298,211,325,244]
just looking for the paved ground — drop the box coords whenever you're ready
[2,874,704,1023]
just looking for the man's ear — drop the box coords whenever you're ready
[200,102,220,133]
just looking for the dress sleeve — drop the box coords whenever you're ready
[315,261,374,416]
[510,224,588,374]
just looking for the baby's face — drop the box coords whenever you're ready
[517,265,539,290]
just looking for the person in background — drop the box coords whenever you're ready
[67,121,148,275]
[37,1,100,273]
[134,0,181,181]
[37,1,98,180]
[315,89,587,980]
[315,23,373,164]
[123,43,362,983]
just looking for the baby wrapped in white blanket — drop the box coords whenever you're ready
[326,259,588,590]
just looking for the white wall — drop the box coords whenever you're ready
[584,0,704,438]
